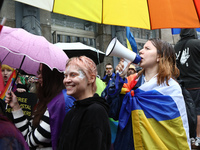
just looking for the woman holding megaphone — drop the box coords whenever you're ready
[102,38,190,150]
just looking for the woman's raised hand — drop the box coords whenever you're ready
[5,91,21,111]
[115,58,132,78]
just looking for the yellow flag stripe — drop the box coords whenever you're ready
[126,38,132,51]
[131,110,190,150]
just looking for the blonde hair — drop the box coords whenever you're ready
[66,56,97,93]
[1,64,14,71]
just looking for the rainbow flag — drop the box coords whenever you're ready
[119,76,190,149]
[121,74,138,95]
[0,69,17,100]
[126,27,137,53]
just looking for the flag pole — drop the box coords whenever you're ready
[11,55,26,91]
[172,35,175,46]
[5,55,26,109]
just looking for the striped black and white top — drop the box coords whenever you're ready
[12,108,52,150]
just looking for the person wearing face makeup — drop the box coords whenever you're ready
[102,38,190,150]
[5,63,75,150]
[57,56,111,150]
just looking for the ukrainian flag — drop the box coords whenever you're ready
[126,27,137,53]
[119,77,190,150]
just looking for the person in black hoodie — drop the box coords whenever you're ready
[174,28,200,146]
[57,56,111,150]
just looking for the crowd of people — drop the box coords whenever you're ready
[0,64,38,94]
[1,29,200,150]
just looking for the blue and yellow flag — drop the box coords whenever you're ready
[126,27,137,53]
[119,76,190,149]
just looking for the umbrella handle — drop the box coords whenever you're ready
[5,55,26,110]
[11,55,26,91]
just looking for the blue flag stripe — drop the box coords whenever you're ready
[172,28,200,34]
[132,89,180,121]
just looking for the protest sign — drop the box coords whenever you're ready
[6,92,37,121]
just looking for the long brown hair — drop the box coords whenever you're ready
[138,38,179,85]
[32,64,65,127]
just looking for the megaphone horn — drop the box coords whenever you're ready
[105,37,141,64]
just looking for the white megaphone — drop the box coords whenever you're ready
[105,37,141,72]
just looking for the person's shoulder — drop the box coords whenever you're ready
[186,39,200,47]
[85,103,109,122]
[112,72,115,77]
[87,100,108,114]
[149,79,182,100]
[164,78,182,95]
[48,90,65,107]
[168,78,181,88]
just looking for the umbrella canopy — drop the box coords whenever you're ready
[54,42,105,65]
[0,26,69,76]
[15,0,200,30]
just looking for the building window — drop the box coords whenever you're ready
[51,26,96,48]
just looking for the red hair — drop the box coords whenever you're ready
[66,56,97,93]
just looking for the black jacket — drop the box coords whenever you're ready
[57,94,111,150]
[174,29,200,89]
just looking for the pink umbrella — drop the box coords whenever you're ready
[0,26,69,76]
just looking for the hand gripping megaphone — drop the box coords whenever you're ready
[105,37,141,64]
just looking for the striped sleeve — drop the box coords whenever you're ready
[12,108,51,148]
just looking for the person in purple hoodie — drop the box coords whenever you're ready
[5,63,75,150]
